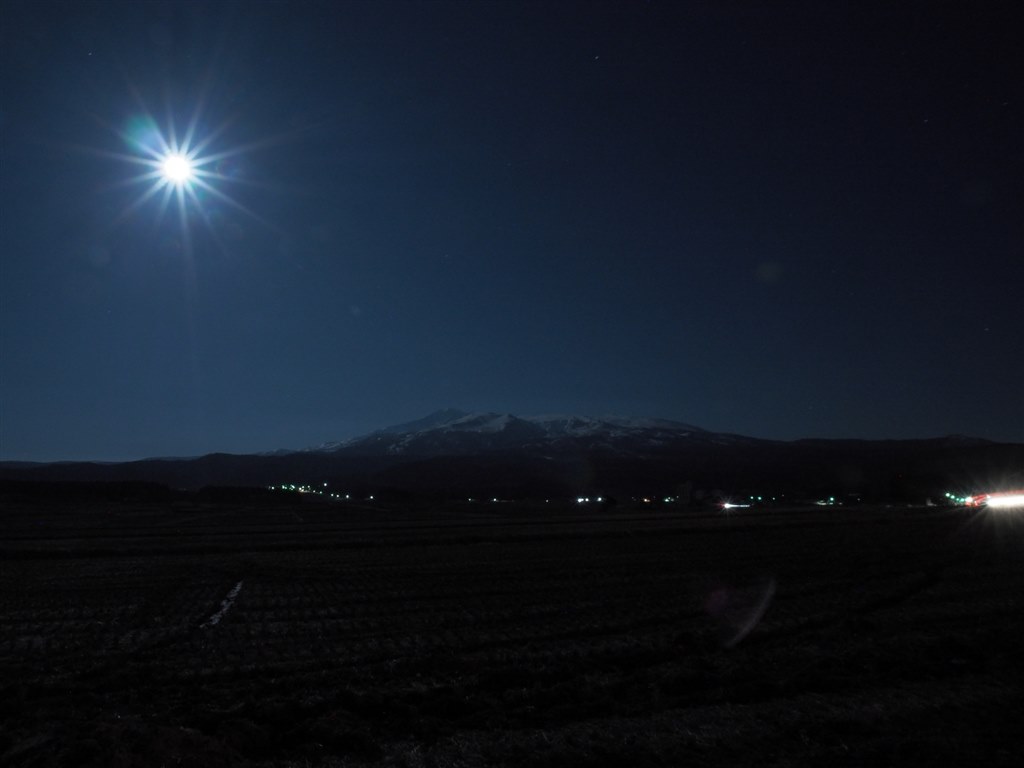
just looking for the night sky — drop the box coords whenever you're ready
[2,1,1022,461]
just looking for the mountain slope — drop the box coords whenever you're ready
[319,410,746,458]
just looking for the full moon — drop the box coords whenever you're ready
[115,110,262,235]
[160,153,193,185]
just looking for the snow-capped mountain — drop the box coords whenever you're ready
[3,407,1017,501]
[313,409,756,458]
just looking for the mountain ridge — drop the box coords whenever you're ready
[2,409,1019,501]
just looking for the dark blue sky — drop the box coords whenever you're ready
[2,0,1022,461]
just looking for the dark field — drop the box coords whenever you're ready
[2,498,1023,766]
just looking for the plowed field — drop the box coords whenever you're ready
[2,499,1022,766]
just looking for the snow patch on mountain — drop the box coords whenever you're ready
[378,408,470,435]
[524,414,703,438]
[448,412,512,433]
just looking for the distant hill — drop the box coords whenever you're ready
[3,410,1022,502]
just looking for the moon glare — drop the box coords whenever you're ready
[160,153,194,186]
[107,108,275,245]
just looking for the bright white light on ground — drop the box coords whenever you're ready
[985,492,1024,509]
[160,153,193,185]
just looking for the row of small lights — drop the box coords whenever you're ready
[267,485,1023,510]
[268,483,373,501]
[269,489,667,505]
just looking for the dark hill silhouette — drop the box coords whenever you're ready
[3,412,1021,502]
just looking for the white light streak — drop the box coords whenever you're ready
[985,492,1024,509]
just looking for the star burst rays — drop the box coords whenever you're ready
[110,105,266,250]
